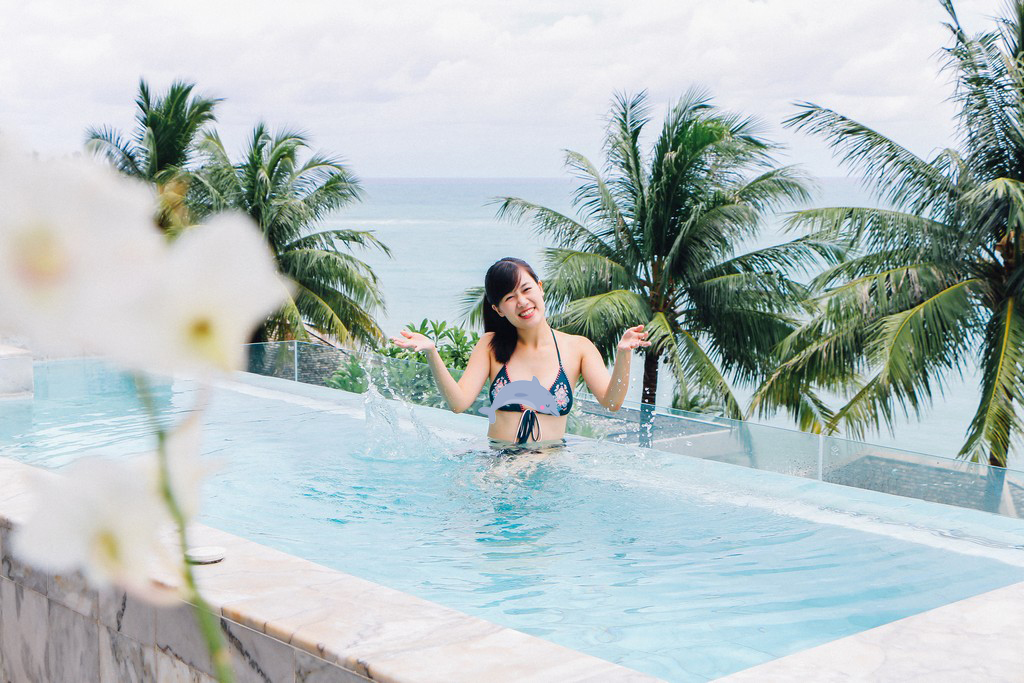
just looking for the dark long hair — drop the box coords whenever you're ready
[483,257,541,364]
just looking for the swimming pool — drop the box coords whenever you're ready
[3,359,1024,682]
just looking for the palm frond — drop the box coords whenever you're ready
[295,284,384,349]
[734,165,814,214]
[262,298,311,343]
[784,104,958,213]
[787,207,972,272]
[603,90,651,229]
[492,196,613,256]
[458,285,488,329]
[285,229,391,257]
[703,235,846,282]
[747,370,835,434]
[960,296,1024,464]
[647,312,743,419]
[564,150,643,263]
[84,126,143,177]
[278,248,385,312]
[191,123,387,344]
[556,290,650,361]
[89,78,220,191]
[541,248,644,312]
[827,278,982,438]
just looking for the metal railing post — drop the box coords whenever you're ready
[293,341,299,382]
[817,432,824,480]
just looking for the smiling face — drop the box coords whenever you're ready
[491,268,545,329]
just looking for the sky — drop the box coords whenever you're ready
[0,0,1008,178]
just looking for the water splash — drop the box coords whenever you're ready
[359,360,448,461]
[360,384,409,459]
[403,402,446,458]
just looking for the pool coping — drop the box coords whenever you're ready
[715,579,1024,681]
[0,455,662,682]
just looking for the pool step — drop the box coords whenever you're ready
[0,345,33,398]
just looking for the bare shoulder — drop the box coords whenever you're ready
[555,330,598,355]
[475,331,496,363]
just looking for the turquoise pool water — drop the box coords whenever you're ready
[2,360,1024,682]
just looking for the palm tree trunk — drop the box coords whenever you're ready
[640,350,659,447]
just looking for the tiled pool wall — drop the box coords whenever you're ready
[0,457,661,683]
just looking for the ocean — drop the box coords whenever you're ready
[326,177,1000,465]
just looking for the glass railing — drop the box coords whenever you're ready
[245,341,490,414]
[244,341,1024,518]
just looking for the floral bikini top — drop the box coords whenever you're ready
[488,329,574,416]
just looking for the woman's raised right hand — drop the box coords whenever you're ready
[389,330,436,353]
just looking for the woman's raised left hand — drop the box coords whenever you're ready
[617,324,651,352]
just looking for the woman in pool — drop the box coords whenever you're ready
[390,257,650,447]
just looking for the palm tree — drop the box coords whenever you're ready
[751,0,1024,467]
[85,79,220,230]
[466,90,833,437]
[189,124,390,347]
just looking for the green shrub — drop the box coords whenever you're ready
[326,355,369,393]
[327,319,488,413]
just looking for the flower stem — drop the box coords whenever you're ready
[135,375,234,683]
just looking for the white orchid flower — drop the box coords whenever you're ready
[0,153,164,355]
[12,456,182,604]
[111,213,291,375]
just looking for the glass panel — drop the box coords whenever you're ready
[245,342,490,413]
[822,433,1024,515]
[245,341,297,381]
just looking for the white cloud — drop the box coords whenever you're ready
[0,0,1006,177]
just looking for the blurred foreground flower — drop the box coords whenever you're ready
[12,457,182,604]
[0,153,164,354]
[0,139,291,683]
[112,213,292,375]
[0,145,289,375]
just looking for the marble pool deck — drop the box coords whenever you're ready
[718,580,1024,682]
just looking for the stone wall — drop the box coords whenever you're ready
[0,525,368,683]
